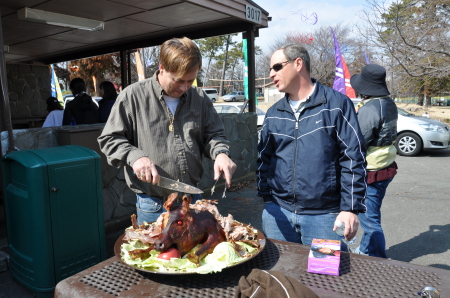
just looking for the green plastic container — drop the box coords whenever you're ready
[1,145,106,297]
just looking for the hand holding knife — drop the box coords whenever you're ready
[132,156,159,184]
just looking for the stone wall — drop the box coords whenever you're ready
[1,113,258,228]
[6,64,52,119]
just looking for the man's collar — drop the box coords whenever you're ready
[152,70,188,100]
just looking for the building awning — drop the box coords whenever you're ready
[0,0,269,64]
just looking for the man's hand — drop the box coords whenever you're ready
[132,157,160,184]
[214,153,237,188]
[333,211,359,241]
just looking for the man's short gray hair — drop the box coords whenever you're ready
[278,44,311,73]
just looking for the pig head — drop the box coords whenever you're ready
[154,193,226,265]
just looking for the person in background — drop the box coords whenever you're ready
[257,43,367,251]
[63,78,99,125]
[98,37,236,225]
[350,63,398,258]
[42,97,64,127]
[98,81,117,123]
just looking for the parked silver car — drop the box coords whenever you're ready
[396,108,450,156]
[222,91,246,102]
[352,99,450,156]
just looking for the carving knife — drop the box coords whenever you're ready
[157,176,203,194]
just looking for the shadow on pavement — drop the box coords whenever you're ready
[386,223,450,269]
[427,264,450,270]
[418,149,450,157]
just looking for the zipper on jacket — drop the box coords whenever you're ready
[293,116,299,214]
[293,102,307,214]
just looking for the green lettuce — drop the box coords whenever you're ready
[121,240,258,274]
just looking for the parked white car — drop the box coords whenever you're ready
[222,91,246,102]
[213,102,265,127]
[202,88,218,103]
[352,99,450,156]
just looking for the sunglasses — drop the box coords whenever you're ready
[270,60,293,72]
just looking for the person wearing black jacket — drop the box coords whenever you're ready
[63,78,99,125]
[350,64,398,258]
[98,81,117,123]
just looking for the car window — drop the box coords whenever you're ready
[205,90,217,94]
[237,104,264,115]
[225,106,239,113]
[214,105,240,113]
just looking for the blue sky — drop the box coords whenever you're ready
[252,0,367,52]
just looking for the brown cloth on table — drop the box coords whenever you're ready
[235,269,319,298]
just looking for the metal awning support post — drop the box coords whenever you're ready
[120,50,128,90]
[0,14,15,154]
[127,51,132,86]
[244,25,257,113]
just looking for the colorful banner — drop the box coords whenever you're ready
[242,39,257,106]
[342,56,356,98]
[243,39,249,101]
[50,64,63,103]
[331,28,356,97]
[331,28,345,94]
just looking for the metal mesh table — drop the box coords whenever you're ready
[55,239,450,298]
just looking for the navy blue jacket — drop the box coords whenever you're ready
[99,99,116,123]
[257,81,367,214]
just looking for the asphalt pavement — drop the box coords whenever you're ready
[1,148,450,297]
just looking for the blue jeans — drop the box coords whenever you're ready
[354,177,394,258]
[136,193,202,225]
[262,201,347,251]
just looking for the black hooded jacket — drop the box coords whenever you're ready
[63,93,99,125]
[357,96,398,149]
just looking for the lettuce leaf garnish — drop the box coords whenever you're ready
[121,240,258,274]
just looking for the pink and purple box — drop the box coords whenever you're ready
[307,238,341,276]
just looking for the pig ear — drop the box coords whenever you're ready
[181,194,192,214]
[163,193,179,211]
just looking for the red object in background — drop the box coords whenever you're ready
[342,56,356,98]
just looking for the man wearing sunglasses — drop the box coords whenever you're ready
[256,44,367,251]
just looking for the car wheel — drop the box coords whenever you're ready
[211,98,216,103]
[232,97,236,102]
[395,132,423,156]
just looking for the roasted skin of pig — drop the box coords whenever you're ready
[153,193,226,265]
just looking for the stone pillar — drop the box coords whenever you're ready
[6,64,51,119]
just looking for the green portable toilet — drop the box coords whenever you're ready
[1,145,106,297]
